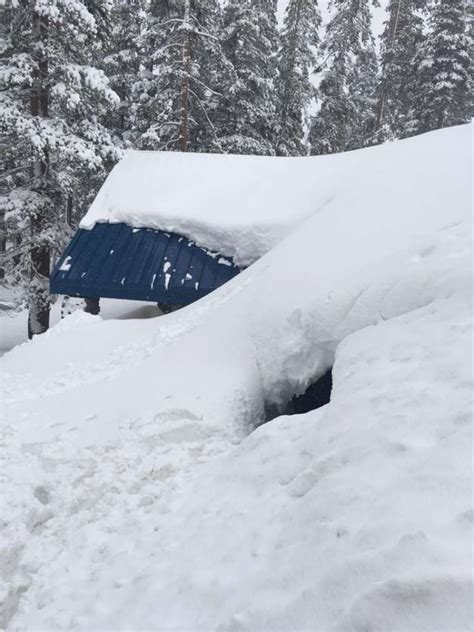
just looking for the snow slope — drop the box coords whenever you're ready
[1,124,472,631]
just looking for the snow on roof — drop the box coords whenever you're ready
[81,149,338,266]
[81,124,471,267]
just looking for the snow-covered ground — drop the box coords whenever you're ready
[0,124,472,631]
[0,299,161,357]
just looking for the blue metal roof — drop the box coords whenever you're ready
[50,223,240,305]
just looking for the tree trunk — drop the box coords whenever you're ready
[277,0,302,156]
[375,0,402,131]
[28,9,50,339]
[179,0,192,152]
[0,209,5,280]
[66,194,73,226]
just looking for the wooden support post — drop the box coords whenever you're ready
[84,297,100,315]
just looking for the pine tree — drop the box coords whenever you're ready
[103,0,146,145]
[353,46,380,145]
[409,0,471,135]
[221,0,280,155]
[309,0,378,155]
[276,0,321,156]
[466,0,474,119]
[133,0,231,153]
[374,0,426,139]
[0,1,119,337]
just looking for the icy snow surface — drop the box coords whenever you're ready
[1,124,472,631]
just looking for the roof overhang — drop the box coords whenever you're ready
[50,223,240,305]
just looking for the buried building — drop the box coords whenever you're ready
[50,148,322,313]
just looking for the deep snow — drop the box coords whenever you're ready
[0,124,472,631]
[80,124,468,267]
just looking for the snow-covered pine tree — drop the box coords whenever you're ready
[467,0,474,120]
[309,0,378,155]
[409,0,471,135]
[374,0,426,139]
[221,0,280,155]
[276,0,322,156]
[352,44,380,146]
[0,1,119,337]
[102,0,146,146]
[133,0,231,153]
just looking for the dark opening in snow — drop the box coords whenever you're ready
[286,369,333,416]
[263,369,333,425]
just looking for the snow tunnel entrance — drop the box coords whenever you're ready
[263,368,334,424]
[286,369,333,416]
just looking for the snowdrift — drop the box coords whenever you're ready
[1,124,472,631]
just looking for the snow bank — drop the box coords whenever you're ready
[19,294,469,632]
[80,124,469,266]
[1,124,472,631]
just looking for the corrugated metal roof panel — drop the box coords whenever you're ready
[50,223,240,305]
